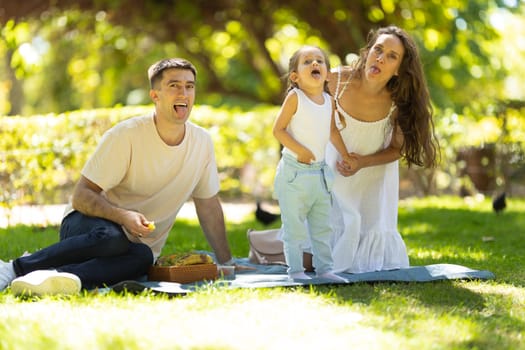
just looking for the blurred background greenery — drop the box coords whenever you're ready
[1,0,524,208]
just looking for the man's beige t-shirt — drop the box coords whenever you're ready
[67,113,220,259]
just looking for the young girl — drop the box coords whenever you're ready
[272,46,351,281]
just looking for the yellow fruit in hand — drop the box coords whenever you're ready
[147,222,156,231]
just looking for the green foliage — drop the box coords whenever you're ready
[2,1,525,199]
[3,101,525,208]
[0,104,280,207]
[435,103,525,192]
[2,1,524,115]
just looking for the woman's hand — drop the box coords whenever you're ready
[337,153,361,176]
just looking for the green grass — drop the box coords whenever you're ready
[1,196,524,350]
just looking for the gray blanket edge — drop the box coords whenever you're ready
[109,261,495,295]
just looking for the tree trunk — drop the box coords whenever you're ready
[6,49,24,116]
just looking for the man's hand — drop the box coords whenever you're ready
[120,210,154,238]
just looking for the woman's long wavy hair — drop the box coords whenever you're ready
[353,26,439,168]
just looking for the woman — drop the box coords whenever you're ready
[326,25,439,273]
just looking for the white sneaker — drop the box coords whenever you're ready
[10,270,81,296]
[0,259,16,291]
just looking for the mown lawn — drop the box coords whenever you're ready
[1,195,524,350]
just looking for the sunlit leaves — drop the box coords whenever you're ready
[0,0,524,195]
[487,8,525,100]
[333,9,348,21]
[412,9,427,25]
[2,20,31,47]
[441,73,456,89]
[368,6,385,22]
[381,0,396,14]
[0,0,522,116]
[0,104,281,205]
[1,20,42,79]
[423,28,442,51]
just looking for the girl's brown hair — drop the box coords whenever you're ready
[354,26,439,168]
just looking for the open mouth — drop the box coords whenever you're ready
[369,65,381,74]
[311,69,321,78]
[173,103,188,112]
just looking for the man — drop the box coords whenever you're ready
[0,58,235,295]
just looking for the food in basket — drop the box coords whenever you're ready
[155,252,214,266]
[149,252,218,283]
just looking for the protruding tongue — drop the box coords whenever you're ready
[174,104,188,117]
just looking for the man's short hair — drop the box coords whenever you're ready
[148,58,197,89]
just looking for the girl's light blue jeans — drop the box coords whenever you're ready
[274,153,335,275]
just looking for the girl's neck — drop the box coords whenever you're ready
[298,85,325,103]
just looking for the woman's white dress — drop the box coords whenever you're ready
[325,69,410,273]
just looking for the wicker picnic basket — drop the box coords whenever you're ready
[148,263,218,284]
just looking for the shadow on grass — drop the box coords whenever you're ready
[401,207,523,248]
[399,205,525,287]
[314,279,525,349]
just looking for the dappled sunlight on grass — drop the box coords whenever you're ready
[401,222,434,235]
[324,281,509,349]
[410,247,490,264]
[1,196,525,349]
[463,282,525,313]
[409,316,485,348]
[0,289,412,349]
[400,195,490,211]
[398,196,525,286]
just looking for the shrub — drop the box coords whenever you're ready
[0,104,281,208]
